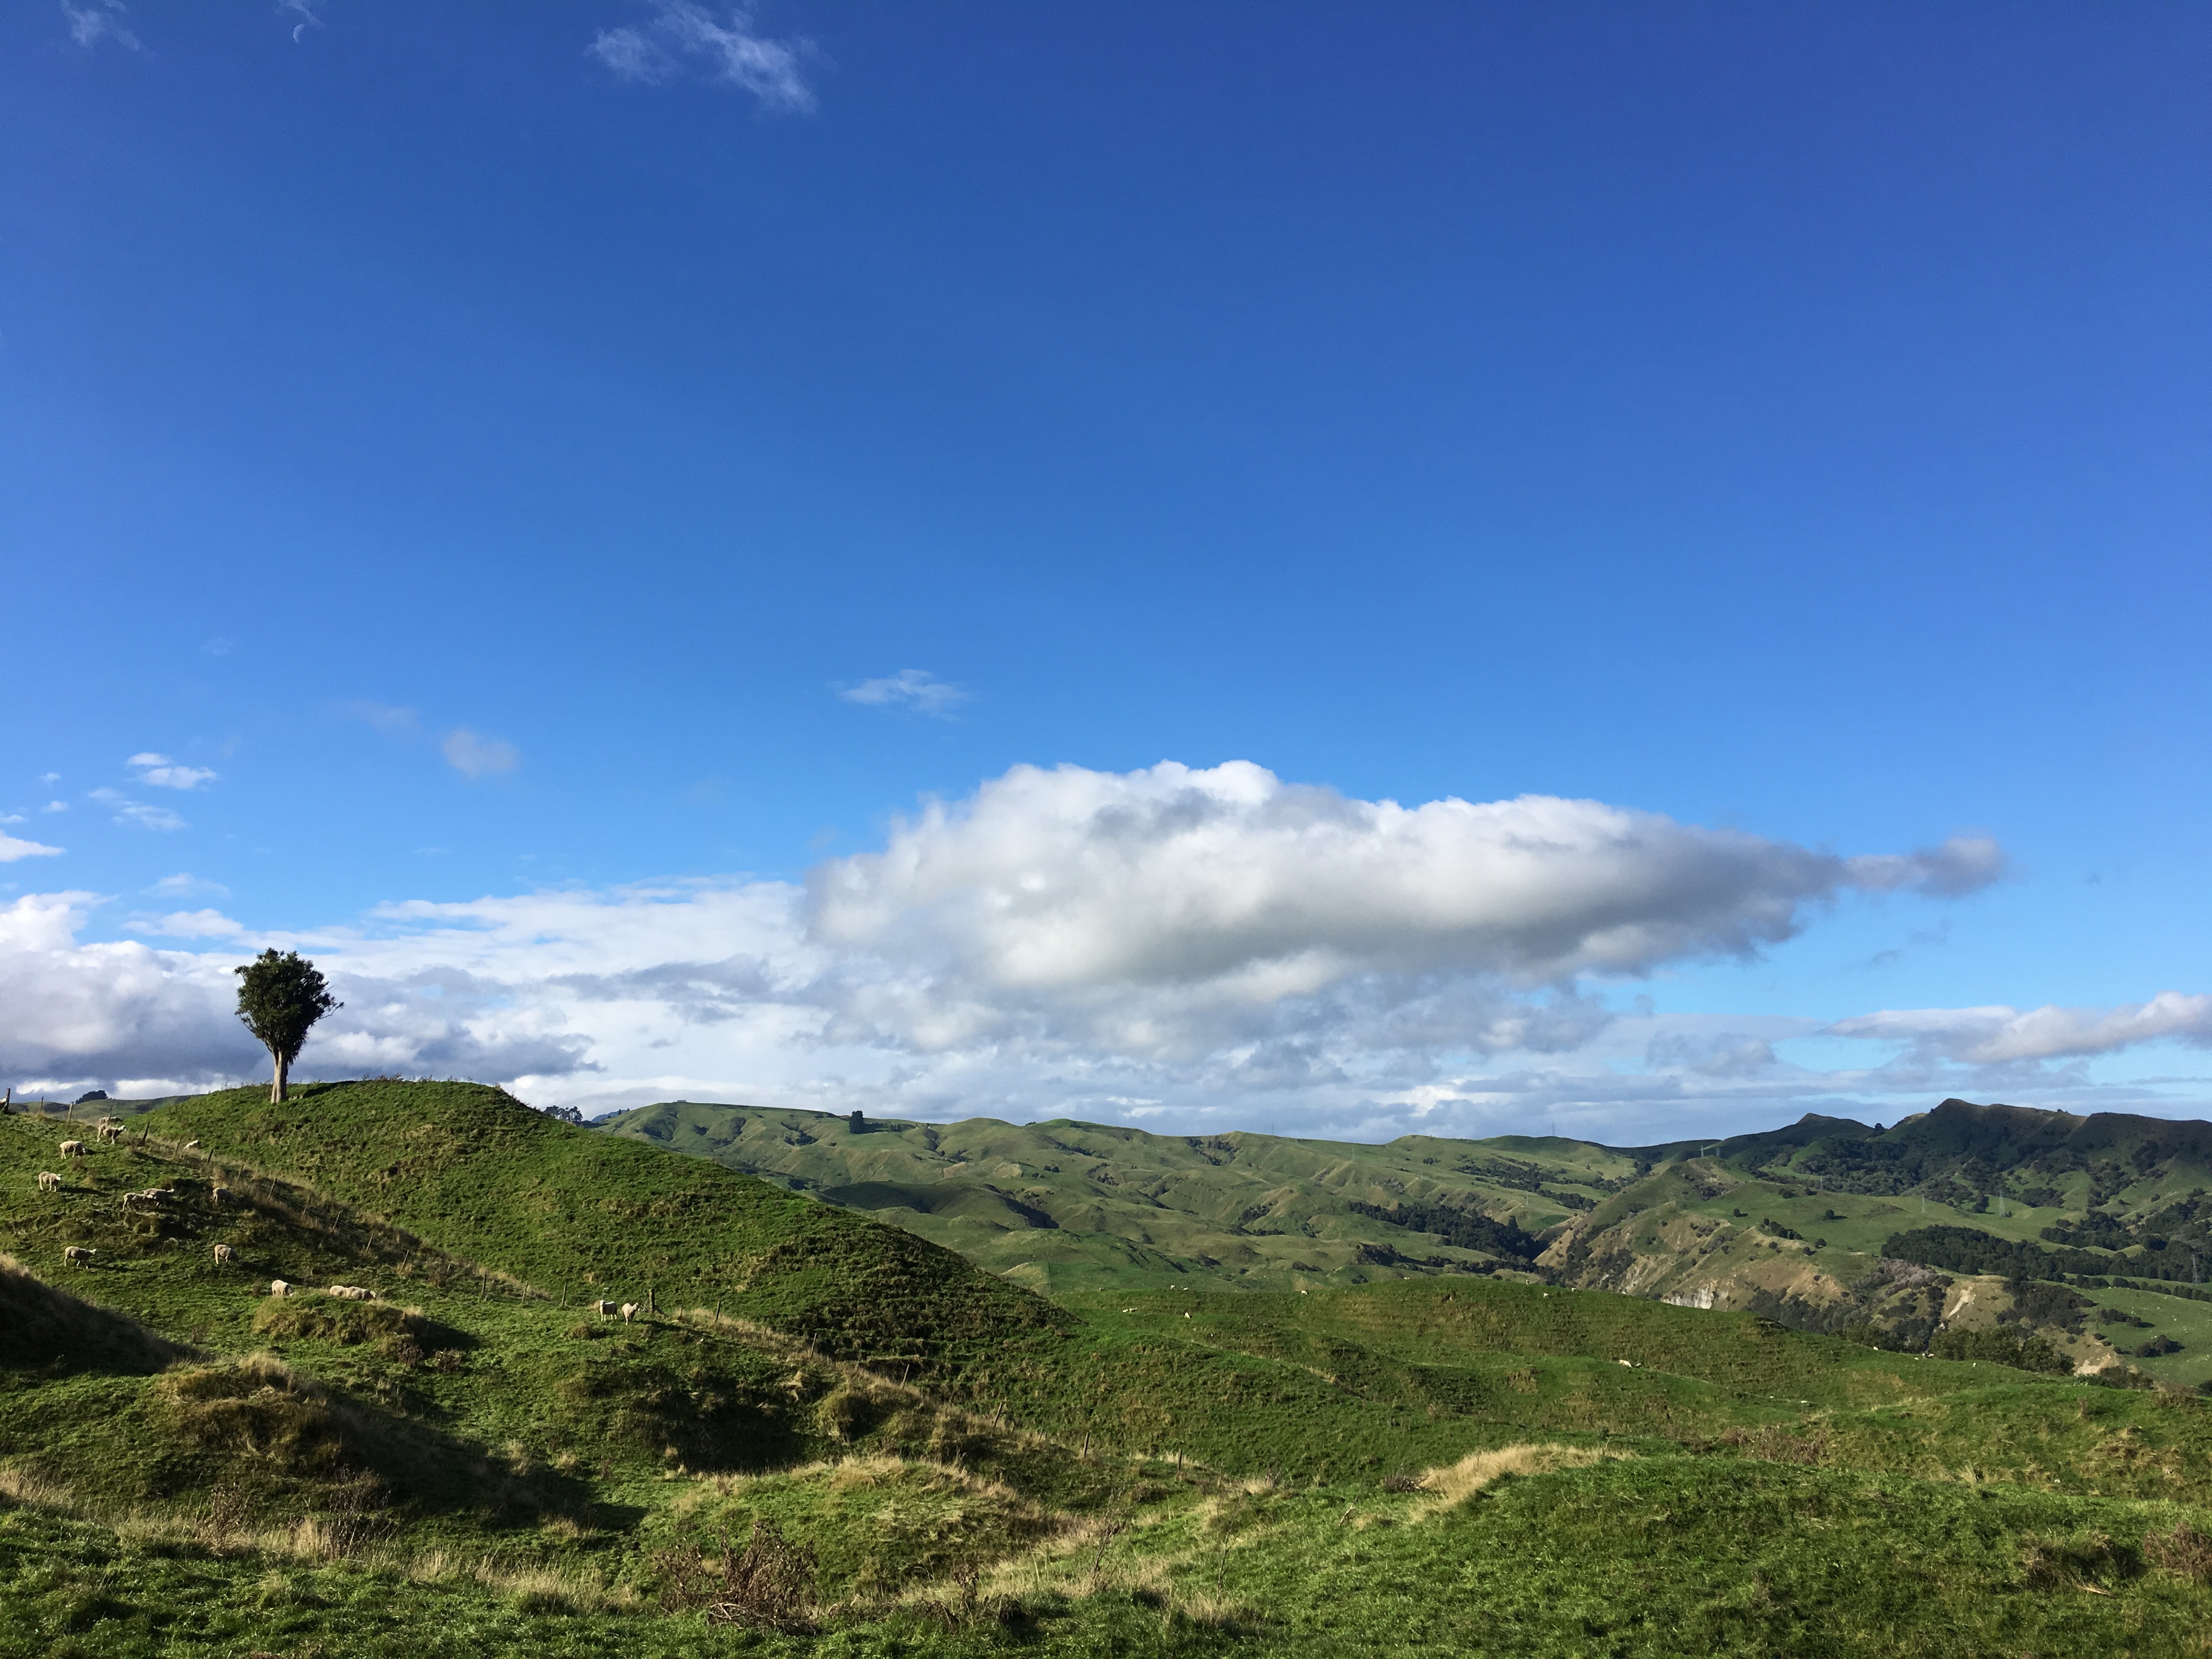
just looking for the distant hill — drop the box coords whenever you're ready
[599,1095,2212,1386]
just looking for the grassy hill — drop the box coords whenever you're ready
[600,1095,2212,1390]
[597,1099,1637,1292]
[4,1082,2212,1654]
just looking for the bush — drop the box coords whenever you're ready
[1928,1327,2072,1374]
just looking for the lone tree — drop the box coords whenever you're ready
[234,950,340,1104]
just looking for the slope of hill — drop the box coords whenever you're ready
[145,1082,1058,1368]
[7,1082,2212,1655]
[597,1099,1637,1292]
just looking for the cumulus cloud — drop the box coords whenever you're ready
[1827,992,2212,1065]
[128,753,218,791]
[836,669,968,718]
[5,760,2103,1136]
[810,760,2000,1000]
[589,2,815,112]
[442,730,521,779]
[0,832,64,864]
[61,1,139,50]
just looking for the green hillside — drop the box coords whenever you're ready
[147,1082,1058,1368]
[597,1099,1636,1291]
[5,1082,2212,1655]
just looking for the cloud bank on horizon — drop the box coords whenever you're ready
[3,759,2202,1139]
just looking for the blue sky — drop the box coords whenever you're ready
[4,1,2208,1138]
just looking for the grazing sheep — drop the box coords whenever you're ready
[37,1171,61,1192]
[270,1279,291,1297]
[328,1285,377,1301]
[183,1139,202,1152]
[591,1299,617,1316]
[212,1243,236,1265]
[59,1140,84,1158]
[619,1302,639,1323]
[63,1246,95,1264]
[210,1184,231,1205]
[97,1124,124,1144]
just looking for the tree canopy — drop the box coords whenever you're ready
[234,949,340,1103]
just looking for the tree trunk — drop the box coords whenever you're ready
[272,1050,289,1105]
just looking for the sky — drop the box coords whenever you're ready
[3,1,2209,1143]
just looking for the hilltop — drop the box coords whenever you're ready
[2,1080,2210,1654]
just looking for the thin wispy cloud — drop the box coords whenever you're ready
[589,2,816,114]
[0,832,64,864]
[61,0,139,50]
[128,753,218,792]
[126,908,248,939]
[42,802,68,815]
[443,729,521,779]
[339,700,422,737]
[278,0,322,43]
[1827,993,2212,1065]
[90,789,185,832]
[146,873,229,899]
[837,669,969,719]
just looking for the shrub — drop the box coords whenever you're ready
[1928,1327,2072,1374]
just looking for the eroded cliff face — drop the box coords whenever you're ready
[1534,1159,2126,1374]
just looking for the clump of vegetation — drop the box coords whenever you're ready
[1929,1326,2073,1374]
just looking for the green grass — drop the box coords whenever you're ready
[143,1083,1059,1368]
[7,1084,2212,1655]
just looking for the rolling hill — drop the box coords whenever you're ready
[2,1081,2210,1655]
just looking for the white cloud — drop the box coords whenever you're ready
[443,730,521,779]
[62,1,139,50]
[0,760,2057,1136]
[128,909,247,940]
[836,669,969,719]
[43,802,67,814]
[0,833,64,864]
[146,873,229,899]
[1827,992,2212,1065]
[278,0,321,41]
[589,2,815,112]
[128,753,218,791]
[91,790,187,833]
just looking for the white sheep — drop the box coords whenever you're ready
[328,1285,377,1301]
[270,1279,292,1297]
[619,1302,639,1323]
[591,1299,617,1316]
[63,1246,95,1264]
[213,1243,236,1265]
[183,1139,202,1152]
[37,1171,61,1192]
[59,1139,84,1158]
[97,1124,124,1144]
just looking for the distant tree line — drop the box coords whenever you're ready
[1347,1200,1542,1265]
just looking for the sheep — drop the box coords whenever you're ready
[97,1123,124,1144]
[182,1139,202,1152]
[37,1171,61,1192]
[63,1246,95,1265]
[619,1302,639,1323]
[591,1299,617,1316]
[212,1243,236,1265]
[58,1139,84,1158]
[270,1279,292,1297]
[210,1185,232,1205]
[327,1285,377,1301]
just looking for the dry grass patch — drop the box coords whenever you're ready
[1410,1442,1633,1519]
